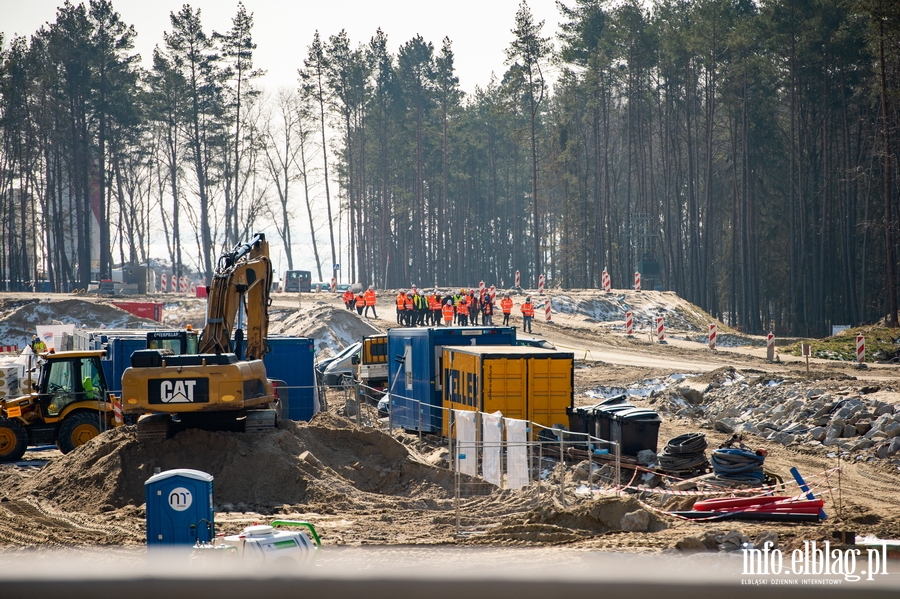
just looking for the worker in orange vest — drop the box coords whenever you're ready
[500,293,513,326]
[457,293,469,326]
[355,293,365,315]
[396,290,407,324]
[428,291,442,326]
[342,288,355,310]
[364,285,377,318]
[520,297,535,333]
[481,293,494,326]
[404,291,415,326]
[441,299,455,326]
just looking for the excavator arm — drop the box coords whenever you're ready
[198,233,273,360]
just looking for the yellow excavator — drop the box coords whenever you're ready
[121,233,280,441]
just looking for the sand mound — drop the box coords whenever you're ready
[16,414,459,515]
[271,304,380,353]
[0,298,158,347]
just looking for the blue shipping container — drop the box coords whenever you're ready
[263,336,319,421]
[101,336,146,394]
[386,327,516,432]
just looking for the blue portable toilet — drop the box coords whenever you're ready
[145,468,214,546]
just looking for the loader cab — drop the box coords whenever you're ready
[38,353,109,417]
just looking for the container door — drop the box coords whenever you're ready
[483,357,527,421]
[527,357,573,430]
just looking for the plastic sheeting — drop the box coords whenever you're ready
[482,412,502,486]
[505,417,529,490]
[454,410,477,477]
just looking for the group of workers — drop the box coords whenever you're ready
[342,286,379,318]
[341,285,536,332]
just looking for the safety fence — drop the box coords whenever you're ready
[340,381,623,536]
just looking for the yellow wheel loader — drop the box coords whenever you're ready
[0,350,120,462]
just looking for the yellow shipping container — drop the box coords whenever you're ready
[442,346,574,437]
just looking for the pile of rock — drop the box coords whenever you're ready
[651,374,900,463]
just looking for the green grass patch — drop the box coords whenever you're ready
[787,326,900,362]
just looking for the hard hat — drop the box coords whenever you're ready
[459,288,465,293]
[412,283,417,288]
[504,293,509,297]
[526,296,531,301]
[407,292,413,297]
[368,285,374,290]
[418,290,424,295]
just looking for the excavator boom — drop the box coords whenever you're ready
[199,233,273,360]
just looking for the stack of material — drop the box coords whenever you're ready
[710,448,766,485]
[657,432,709,475]
[0,365,19,398]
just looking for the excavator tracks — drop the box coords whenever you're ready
[244,409,277,434]
[136,414,169,443]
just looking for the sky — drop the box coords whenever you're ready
[0,0,567,282]
[1,0,564,94]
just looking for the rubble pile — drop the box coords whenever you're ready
[652,368,900,464]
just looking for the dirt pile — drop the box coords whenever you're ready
[270,304,380,353]
[0,298,157,347]
[7,413,459,515]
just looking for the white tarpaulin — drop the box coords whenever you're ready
[454,410,477,477]
[505,417,529,490]
[482,412,502,486]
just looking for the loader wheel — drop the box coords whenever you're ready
[57,412,102,454]
[0,417,28,463]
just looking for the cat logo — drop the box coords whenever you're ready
[148,378,209,404]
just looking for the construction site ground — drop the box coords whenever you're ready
[1,289,899,557]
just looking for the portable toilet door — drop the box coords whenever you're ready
[145,468,214,547]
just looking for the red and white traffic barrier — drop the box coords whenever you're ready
[330,277,336,292]
[625,311,633,337]
[602,270,611,293]
[180,276,188,293]
[113,397,124,426]
[857,335,865,363]
[515,270,520,288]
[190,281,197,294]
[538,274,545,295]
[634,271,641,292]
[0,345,18,354]
[489,285,496,302]
[160,273,167,292]
[170,275,177,293]
[479,280,485,294]
[656,316,665,343]
[766,332,775,361]
[545,299,551,321]
[709,324,717,350]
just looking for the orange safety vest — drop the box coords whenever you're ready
[355,294,365,307]
[520,302,535,317]
[428,295,439,310]
[364,289,377,306]
[500,298,513,314]
[404,296,414,310]
[343,290,354,304]
[397,294,406,310]
[442,303,455,322]
[482,300,493,315]
[458,297,468,312]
